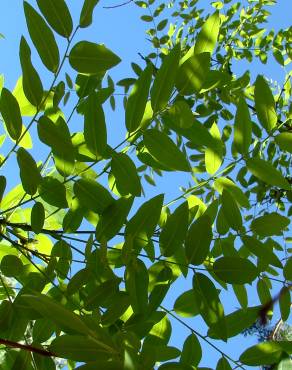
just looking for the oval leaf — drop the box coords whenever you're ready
[173,290,199,318]
[213,257,258,284]
[193,11,220,55]
[17,148,41,195]
[234,97,252,154]
[31,202,45,234]
[79,0,99,28]
[251,212,290,237]
[275,132,292,154]
[0,88,22,140]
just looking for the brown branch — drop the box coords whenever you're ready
[103,0,133,9]
[0,338,54,357]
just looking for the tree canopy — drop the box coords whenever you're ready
[0,0,291,369]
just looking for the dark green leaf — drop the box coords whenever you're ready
[1,255,23,277]
[17,148,41,195]
[151,44,181,112]
[24,1,60,72]
[213,257,258,284]
[239,342,283,366]
[221,189,242,231]
[19,36,43,107]
[69,41,121,75]
[38,176,68,208]
[79,0,99,28]
[0,87,22,140]
[125,64,152,133]
[31,202,45,234]
[36,0,73,38]
[216,357,232,370]
[74,178,114,214]
[283,257,292,281]
[173,290,199,318]
[111,153,141,196]
[0,175,6,204]
[144,129,189,172]
[185,215,212,265]
[246,158,290,190]
[251,212,290,237]
[180,333,202,367]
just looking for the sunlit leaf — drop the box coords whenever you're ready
[234,97,252,154]
[275,132,292,154]
[193,11,220,55]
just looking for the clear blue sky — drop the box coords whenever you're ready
[0,1,291,369]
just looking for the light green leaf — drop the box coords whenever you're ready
[96,197,133,242]
[213,177,250,208]
[254,75,277,132]
[79,0,99,28]
[173,290,199,318]
[180,333,202,367]
[0,87,22,140]
[251,212,290,237]
[125,64,152,133]
[111,153,141,196]
[84,92,107,157]
[275,132,292,154]
[74,178,114,214]
[69,41,121,75]
[176,52,210,95]
[160,202,189,257]
[19,37,43,107]
[38,176,68,208]
[151,44,181,112]
[239,342,283,366]
[221,189,242,231]
[36,0,73,38]
[234,97,252,154]
[185,215,212,265]
[246,158,290,190]
[275,358,292,370]
[125,258,149,314]
[24,1,60,73]
[17,148,41,195]
[144,129,190,172]
[31,202,45,234]
[205,122,223,175]
[213,257,258,284]
[193,11,220,55]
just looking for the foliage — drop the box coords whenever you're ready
[0,0,291,369]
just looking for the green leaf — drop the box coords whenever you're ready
[19,37,43,107]
[275,132,292,154]
[84,92,107,157]
[17,148,41,195]
[257,279,271,305]
[275,357,292,369]
[0,175,6,204]
[79,0,99,28]
[166,101,194,129]
[283,257,292,281]
[185,215,212,265]
[234,97,252,154]
[36,0,73,38]
[193,11,220,55]
[21,294,91,335]
[31,202,45,234]
[216,357,232,370]
[125,258,149,314]
[221,189,242,231]
[24,1,60,73]
[96,197,133,241]
[251,212,290,237]
[143,129,189,171]
[38,176,68,208]
[101,291,131,325]
[213,257,258,284]
[49,335,116,362]
[158,363,194,370]
[176,52,210,95]
[148,266,172,314]
[69,41,121,75]
[213,177,250,208]
[160,202,189,257]
[111,153,141,196]
[1,255,23,277]
[205,122,223,175]
[0,87,22,140]
[125,194,164,245]
[125,64,152,133]
[254,75,277,132]
[246,158,290,190]
[193,273,227,340]
[239,342,284,366]
[180,333,202,367]
[74,178,114,214]
[151,44,181,112]
[173,290,199,318]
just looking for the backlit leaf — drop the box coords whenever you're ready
[69,41,121,75]
[79,0,99,28]
[193,11,220,55]
[213,257,258,284]
[17,148,41,195]
[251,212,290,237]
[24,1,60,73]
[151,44,181,112]
[180,333,202,367]
[221,189,242,231]
[0,88,22,140]
[205,122,223,175]
[173,290,199,318]
[275,132,292,154]
[38,176,68,208]
[239,342,283,366]
[234,97,252,154]
[31,202,45,234]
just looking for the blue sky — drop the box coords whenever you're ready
[0,1,291,369]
